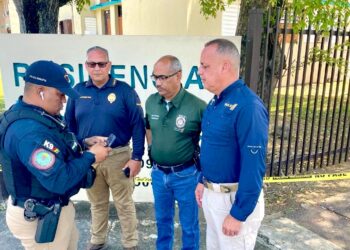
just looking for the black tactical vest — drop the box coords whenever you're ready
[0,104,88,202]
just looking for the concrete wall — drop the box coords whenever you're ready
[122,0,222,35]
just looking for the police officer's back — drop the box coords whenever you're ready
[0,60,111,250]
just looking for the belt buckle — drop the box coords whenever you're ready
[212,183,222,193]
[220,185,231,193]
[23,199,37,221]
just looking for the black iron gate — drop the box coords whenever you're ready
[245,7,350,176]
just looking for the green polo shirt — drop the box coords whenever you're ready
[145,88,207,165]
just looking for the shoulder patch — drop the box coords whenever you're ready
[42,140,60,154]
[31,148,56,170]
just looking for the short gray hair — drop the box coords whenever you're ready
[86,46,109,61]
[157,55,182,72]
[205,39,240,68]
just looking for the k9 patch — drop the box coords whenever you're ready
[31,148,56,170]
[42,140,60,154]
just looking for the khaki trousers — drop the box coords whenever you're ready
[6,197,78,250]
[87,146,138,248]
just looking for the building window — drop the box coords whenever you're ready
[59,19,73,34]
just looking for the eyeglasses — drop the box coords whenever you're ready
[86,61,109,68]
[150,71,180,82]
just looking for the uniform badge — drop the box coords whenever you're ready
[31,148,55,170]
[175,115,187,132]
[151,114,160,120]
[108,93,116,103]
[247,145,262,155]
[42,140,60,154]
[224,103,238,111]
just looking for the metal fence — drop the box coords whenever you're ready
[245,7,350,176]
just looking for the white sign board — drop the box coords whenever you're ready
[0,34,241,202]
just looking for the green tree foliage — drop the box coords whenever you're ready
[199,0,350,101]
[199,0,350,35]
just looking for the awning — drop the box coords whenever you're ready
[90,0,122,11]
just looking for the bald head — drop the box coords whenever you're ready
[152,55,182,100]
[199,39,241,96]
[204,39,240,74]
[155,55,182,72]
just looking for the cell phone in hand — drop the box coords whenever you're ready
[106,134,116,147]
[123,167,130,178]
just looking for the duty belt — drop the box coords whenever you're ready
[203,177,238,193]
[154,160,195,174]
[11,197,66,221]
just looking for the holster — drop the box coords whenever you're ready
[193,148,201,171]
[80,166,96,189]
[35,202,61,243]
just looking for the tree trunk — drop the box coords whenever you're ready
[237,0,285,105]
[12,0,69,33]
[37,0,60,33]
[236,0,269,36]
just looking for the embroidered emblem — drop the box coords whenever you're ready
[108,93,116,103]
[175,115,187,129]
[151,114,160,120]
[224,103,238,111]
[247,145,262,155]
[31,148,55,170]
[42,140,60,154]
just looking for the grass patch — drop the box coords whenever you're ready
[268,81,350,175]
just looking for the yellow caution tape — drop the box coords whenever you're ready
[133,172,350,186]
[263,172,350,183]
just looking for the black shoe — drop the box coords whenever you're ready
[123,246,139,250]
[86,243,108,250]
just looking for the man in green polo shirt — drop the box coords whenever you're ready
[145,55,206,250]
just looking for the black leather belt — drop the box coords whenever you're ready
[154,160,195,174]
[12,197,69,208]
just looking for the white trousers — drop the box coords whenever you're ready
[6,197,79,250]
[202,188,264,250]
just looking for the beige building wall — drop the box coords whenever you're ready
[122,0,222,35]
[59,3,83,34]
[3,0,232,36]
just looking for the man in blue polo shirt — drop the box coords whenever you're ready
[65,46,145,250]
[195,39,268,250]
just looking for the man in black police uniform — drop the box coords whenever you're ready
[0,60,111,250]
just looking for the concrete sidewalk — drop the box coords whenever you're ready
[1,200,273,250]
[1,199,347,250]
[0,162,349,249]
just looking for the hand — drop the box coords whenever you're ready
[195,183,204,208]
[222,214,242,237]
[88,144,111,163]
[84,136,107,148]
[124,159,141,177]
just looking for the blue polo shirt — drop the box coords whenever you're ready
[200,79,268,221]
[65,77,145,161]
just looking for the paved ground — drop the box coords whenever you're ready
[0,161,349,249]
